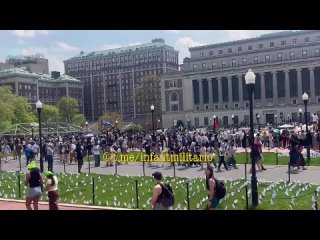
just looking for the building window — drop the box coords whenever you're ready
[171,104,179,111]
[228,48,232,53]
[265,54,270,62]
[212,62,216,69]
[293,39,297,44]
[242,58,247,65]
[248,45,252,51]
[245,102,249,108]
[317,36,320,41]
[224,104,228,109]
[219,50,223,55]
[196,106,199,111]
[270,42,274,47]
[302,50,307,58]
[222,61,226,68]
[232,59,236,67]
[289,51,295,60]
[171,92,178,101]
[205,105,209,110]
[292,99,297,104]
[277,53,283,61]
[214,105,218,109]
[315,49,320,57]
[281,40,286,46]
[259,44,263,49]
[304,37,310,43]
[209,51,214,56]
[318,98,320,103]
[193,64,197,71]
[238,47,242,52]
[253,56,258,64]
[200,52,204,57]
[234,103,238,108]
[202,63,206,70]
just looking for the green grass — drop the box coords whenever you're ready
[0,171,318,210]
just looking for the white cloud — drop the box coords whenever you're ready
[223,30,284,41]
[174,37,206,63]
[100,44,123,50]
[129,42,142,46]
[12,30,49,38]
[55,42,79,53]
[165,30,180,34]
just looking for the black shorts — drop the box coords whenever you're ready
[77,159,83,166]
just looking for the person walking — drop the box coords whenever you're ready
[205,165,220,210]
[45,171,59,210]
[75,141,84,173]
[24,161,44,210]
[217,140,228,172]
[1,142,11,163]
[93,142,101,167]
[150,171,173,210]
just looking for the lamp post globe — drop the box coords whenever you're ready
[36,100,43,173]
[150,104,155,140]
[245,69,258,207]
[302,92,310,165]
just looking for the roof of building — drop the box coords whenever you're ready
[65,41,177,62]
[189,30,317,51]
[0,68,82,84]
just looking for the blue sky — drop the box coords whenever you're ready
[0,30,286,73]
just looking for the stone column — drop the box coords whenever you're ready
[208,78,213,109]
[309,67,315,103]
[218,77,223,109]
[228,76,233,107]
[198,79,203,110]
[260,72,266,101]
[284,70,290,104]
[297,68,302,103]
[272,71,278,105]
[238,75,244,108]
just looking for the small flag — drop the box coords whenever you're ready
[101,119,113,127]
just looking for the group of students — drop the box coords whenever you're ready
[24,161,59,210]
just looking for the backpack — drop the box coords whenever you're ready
[159,184,175,207]
[214,178,226,200]
[25,147,32,157]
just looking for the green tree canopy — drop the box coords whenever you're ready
[41,104,60,123]
[73,114,86,127]
[58,97,79,123]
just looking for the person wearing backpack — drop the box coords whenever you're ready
[150,171,174,210]
[205,165,225,210]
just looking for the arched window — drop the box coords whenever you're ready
[171,92,178,101]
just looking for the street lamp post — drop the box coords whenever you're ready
[157,119,161,129]
[303,92,310,166]
[209,118,212,129]
[299,108,303,124]
[31,123,34,139]
[36,100,43,173]
[213,115,216,133]
[151,105,155,140]
[85,121,88,134]
[256,114,260,131]
[274,114,277,128]
[115,120,118,129]
[245,69,259,207]
[187,118,190,130]
[280,112,283,124]
[287,114,290,124]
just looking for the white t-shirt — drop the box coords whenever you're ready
[93,145,100,155]
[312,114,318,123]
[47,176,58,192]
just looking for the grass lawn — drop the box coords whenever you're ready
[0,171,318,210]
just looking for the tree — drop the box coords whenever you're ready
[58,97,79,123]
[0,86,36,133]
[73,114,86,127]
[41,104,60,123]
[135,75,161,116]
[97,112,123,130]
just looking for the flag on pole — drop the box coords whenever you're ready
[101,119,113,127]
[214,119,219,129]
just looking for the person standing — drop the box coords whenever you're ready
[75,141,84,173]
[205,166,220,210]
[226,141,238,169]
[70,140,77,163]
[150,171,172,210]
[16,140,23,165]
[217,140,228,172]
[93,142,101,167]
[45,171,59,210]
[1,142,11,163]
[45,142,54,172]
[24,161,44,210]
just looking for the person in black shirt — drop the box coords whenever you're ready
[75,141,84,173]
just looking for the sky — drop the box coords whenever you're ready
[0,30,287,73]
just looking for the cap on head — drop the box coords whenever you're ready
[152,171,162,181]
[45,171,53,177]
[27,161,36,170]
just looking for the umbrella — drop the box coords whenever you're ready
[278,124,295,129]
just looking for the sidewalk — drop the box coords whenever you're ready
[0,198,130,210]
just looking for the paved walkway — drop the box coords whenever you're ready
[1,149,320,184]
[0,198,129,210]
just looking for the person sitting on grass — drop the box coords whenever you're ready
[24,161,44,210]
